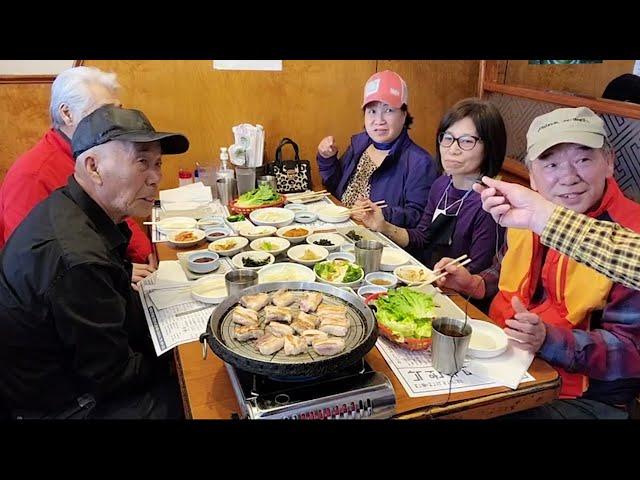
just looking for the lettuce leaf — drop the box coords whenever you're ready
[374,287,435,339]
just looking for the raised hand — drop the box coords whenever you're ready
[317,136,338,159]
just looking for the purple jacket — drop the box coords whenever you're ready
[406,175,505,273]
[317,129,438,228]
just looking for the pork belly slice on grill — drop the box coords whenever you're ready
[266,322,295,337]
[316,304,347,317]
[300,329,329,346]
[283,334,308,355]
[318,317,350,337]
[272,289,296,307]
[312,337,346,356]
[264,305,294,324]
[296,311,319,328]
[291,318,316,335]
[232,306,259,326]
[300,292,323,313]
[255,334,285,355]
[233,325,264,341]
[240,292,270,311]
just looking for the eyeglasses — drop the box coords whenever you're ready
[438,132,482,151]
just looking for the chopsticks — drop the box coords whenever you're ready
[286,190,327,201]
[348,200,387,215]
[429,257,472,284]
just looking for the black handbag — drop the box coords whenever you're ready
[269,137,312,193]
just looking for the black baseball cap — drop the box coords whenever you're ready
[72,104,189,159]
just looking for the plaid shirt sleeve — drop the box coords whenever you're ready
[540,206,640,291]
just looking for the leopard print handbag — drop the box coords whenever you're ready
[268,138,312,194]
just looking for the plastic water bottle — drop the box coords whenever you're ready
[216,147,235,181]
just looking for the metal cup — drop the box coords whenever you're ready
[258,175,277,192]
[225,270,259,298]
[431,317,473,375]
[216,178,237,206]
[354,240,383,274]
[235,166,257,195]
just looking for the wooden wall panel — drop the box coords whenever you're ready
[379,60,481,155]
[0,84,51,180]
[504,60,635,99]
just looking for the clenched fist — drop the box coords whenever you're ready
[318,136,338,159]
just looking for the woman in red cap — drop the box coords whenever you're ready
[316,70,438,228]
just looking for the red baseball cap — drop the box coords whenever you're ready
[361,70,408,109]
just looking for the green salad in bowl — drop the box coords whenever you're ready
[314,259,364,286]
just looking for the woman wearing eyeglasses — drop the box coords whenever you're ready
[358,98,507,272]
[316,70,439,228]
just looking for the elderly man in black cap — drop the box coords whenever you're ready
[0,105,189,419]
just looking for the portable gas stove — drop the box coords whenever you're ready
[225,359,396,420]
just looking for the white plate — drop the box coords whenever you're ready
[287,244,329,266]
[249,236,291,256]
[306,232,345,252]
[156,216,198,234]
[393,265,436,286]
[166,229,206,248]
[231,251,275,270]
[208,236,249,256]
[380,247,410,271]
[314,260,364,287]
[257,263,316,284]
[237,225,277,239]
[317,205,350,223]
[191,274,228,304]
[249,208,295,227]
[467,319,509,358]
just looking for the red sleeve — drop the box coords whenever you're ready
[2,172,53,243]
[124,217,152,263]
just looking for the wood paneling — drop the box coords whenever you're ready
[0,83,52,181]
[0,60,480,191]
[379,60,480,155]
[504,60,635,99]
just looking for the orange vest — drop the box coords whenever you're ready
[489,178,640,398]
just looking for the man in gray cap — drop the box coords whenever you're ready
[434,107,640,419]
[0,105,189,419]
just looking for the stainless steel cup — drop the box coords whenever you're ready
[216,178,237,206]
[431,317,473,375]
[225,270,259,298]
[257,175,277,192]
[354,240,383,274]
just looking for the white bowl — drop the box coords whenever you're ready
[365,271,398,289]
[380,247,410,271]
[276,225,313,244]
[187,251,220,274]
[327,252,356,263]
[204,227,233,242]
[156,216,197,234]
[284,204,308,213]
[231,251,275,270]
[306,232,345,252]
[258,263,316,284]
[225,219,253,234]
[467,319,509,358]
[357,284,388,300]
[197,216,226,230]
[294,211,318,224]
[190,274,228,304]
[313,260,364,287]
[393,265,436,286]
[249,207,295,228]
[166,229,206,248]
[317,205,350,223]
[249,237,290,256]
[237,225,277,240]
[208,236,249,256]
[340,243,355,253]
[287,244,329,266]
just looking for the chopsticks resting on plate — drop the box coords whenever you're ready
[286,190,327,200]
[348,200,387,215]
[429,256,472,284]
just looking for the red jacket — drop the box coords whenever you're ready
[0,129,152,263]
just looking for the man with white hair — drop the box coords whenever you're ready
[0,66,156,285]
[0,105,189,418]
[435,107,640,418]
